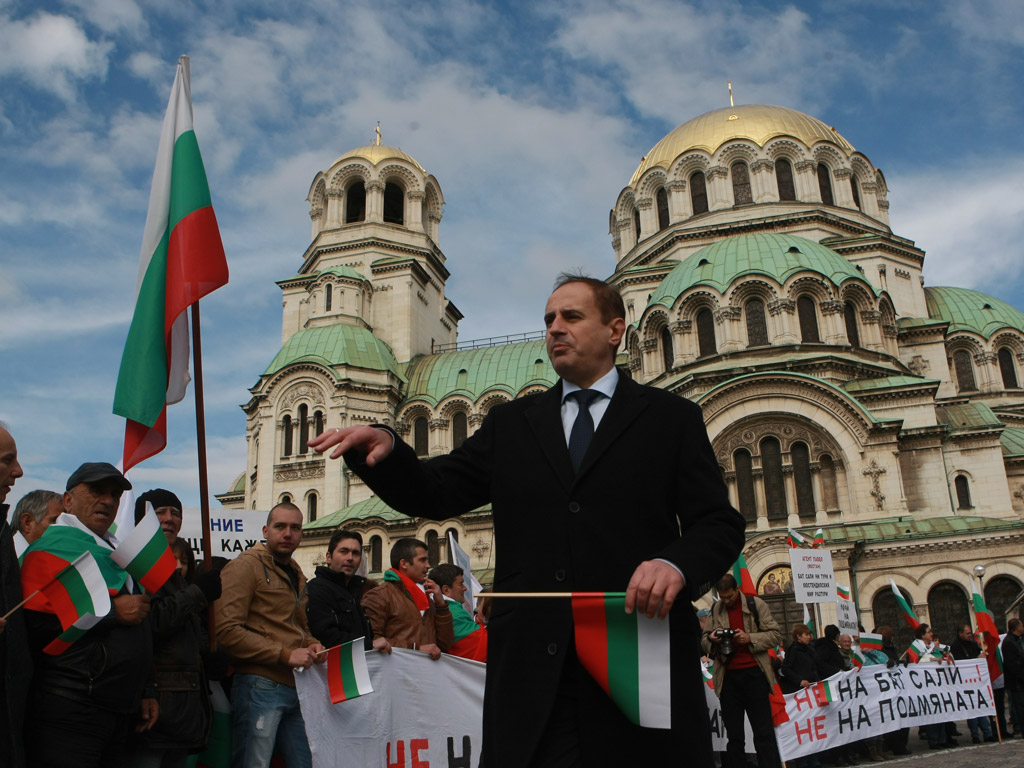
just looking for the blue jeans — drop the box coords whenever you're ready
[967,715,993,740]
[230,674,311,768]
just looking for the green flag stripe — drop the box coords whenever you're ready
[604,597,640,725]
[59,566,94,613]
[169,131,213,233]
[126,530,169,575]
[340,644,360,700]
[25,528,125,589]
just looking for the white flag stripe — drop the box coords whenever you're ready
[111,506,162,568]
[448,532,479,616]
[636,613,672,729]
[352,645,374,696]
[69,552,111,617]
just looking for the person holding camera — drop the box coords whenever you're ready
[703,574,783,768]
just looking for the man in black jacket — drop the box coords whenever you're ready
[1005,619,1024,739]
[950,623,996,742]
[306,530,389,653]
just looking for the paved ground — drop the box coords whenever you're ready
[827,722,1023,768]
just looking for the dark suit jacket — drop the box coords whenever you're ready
[348,372,744,766]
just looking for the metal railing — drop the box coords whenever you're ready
[432,330,545,353]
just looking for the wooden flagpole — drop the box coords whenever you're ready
[191,303,216,650]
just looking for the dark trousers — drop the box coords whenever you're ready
[995,687,1008,737]
[25,690,134,768]
[720,666,781,768]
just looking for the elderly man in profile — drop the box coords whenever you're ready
[11,489,62,557]
[23,462,158,768]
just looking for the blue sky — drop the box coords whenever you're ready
[3,0,1024,510]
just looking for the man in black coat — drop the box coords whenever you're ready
[1005,618,1024,738]
[306,529,388,653]
[311,274,745,767]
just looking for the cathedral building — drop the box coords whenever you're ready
[220,105,1024,649]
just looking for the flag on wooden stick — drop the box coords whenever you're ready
[889,578,920,628]
[969,582,1003,683]
[110,504,177,593]
[787,528,807,548]
[327,639,374,704]
[732,553,756,596]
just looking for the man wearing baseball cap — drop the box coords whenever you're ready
[23,461,159,768]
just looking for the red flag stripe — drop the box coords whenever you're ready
[571,593,610,695]
[326,644,346,703]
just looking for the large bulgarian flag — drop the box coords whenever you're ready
[732,553,756,596]
[572,593,671,729]
[326,638,374,704]
[22,525,128,609]
[889,578,919,628]
[970,583,1003,683]
[113,55,229,472]
[110,506,177,593]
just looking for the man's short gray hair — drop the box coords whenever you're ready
[13,490,62,534]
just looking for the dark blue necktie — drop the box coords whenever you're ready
[568,389,603,472]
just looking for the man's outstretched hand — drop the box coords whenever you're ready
[309,426,394,464]
[624,560,685,620]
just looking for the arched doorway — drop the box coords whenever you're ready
[872,585,916,652]
[757,566,802,639]
[985,576,1024,631]
[927,582,970,645]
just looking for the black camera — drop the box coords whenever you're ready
[715,628,737,657]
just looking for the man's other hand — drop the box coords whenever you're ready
[625,560,684,620]
[288,647,318,669]
[113,594,151,625]
[423,578,444,605]
[733,629,751,646]
[309,426,394,464]
[419,643,443,660]
[372,636,393,654]
[135,698,159,732]
[309,642,327,664]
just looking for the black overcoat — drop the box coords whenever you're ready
[349,373,745,766]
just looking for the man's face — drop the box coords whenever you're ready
[544,282,625,389]
[444,574,467,603]
[21,497,63,544]
[1014,623,1024,637]
[839,636,852,651]
[65,479,124,536]
[328,537,362,576]
[399,546,430,584]
[920,627,933,644]
[263,506,303,562]
[959,625,973,641]
[155,505,183,542]
[0,428,23,504]
[718,587,740,608]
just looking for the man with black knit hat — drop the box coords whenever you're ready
[126,489,221,768]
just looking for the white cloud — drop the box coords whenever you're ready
[0,12,111,100]
[65,0,146,36]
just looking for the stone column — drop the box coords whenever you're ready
[820,300,845,345]
[706,166,731,210]
[365,180,385,222]
[794,160,820,202]
[750,159,777,203]
[668,179,690,221]
[406,190,425,232]
[636,197,655,241]
[768,298,798,344]
[832,168,855,208]
[325,188,342,228]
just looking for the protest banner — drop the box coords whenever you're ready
[179,507,268,559]
[789,548,835,604]
[774,659,995,760]
[294,649,756,766]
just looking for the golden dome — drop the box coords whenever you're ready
[333,143,425,172]
[630,104,854,186]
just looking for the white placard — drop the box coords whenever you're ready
[789,548,836,604]
[179,507,269,559]
[836,598,858,635]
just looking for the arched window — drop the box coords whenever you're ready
[307,492,317,522]
[797,296,820,343]
[953,350,977,392]
[872,584,917,651]
[745,298,768,347]
[446,527,459,549]
[761,437,787,521]
[426,530,440,566]
[413,417,428,456]
[731,162,752,205]
[819,455,839,510]
[955,475,972,510]
[345,181,366,223]
[660,326,673,371]
[999,347,1019,388]
[696,309,716,357]
[314,410,324,437]
[775,158,796,201]
[282,414,293,456]
[298,403,309,454]
[452,411,468,449]
[817,163,834,206]
[844,302,860,347]
[792,441,815,520]
[370,535,382,573]
[851,175,862,210]
[734,449,757,524]
[656,188,670,231]
[985,576,1023,628]
[457,368,469,389]
[383,182,404,224]
[690,171,708,215]
[280,494,292,504]
[633,207,641,242]
[927,582,970,646]
[325,284,333,311]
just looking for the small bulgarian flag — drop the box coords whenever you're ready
[836,584,851,601]
[22,525,127,611]
[701,661,714,689]
[34,551,111,632]
[110,506,176,594]
[572,593,671,729]
[889,579,919,628]
[812,528,825,548]
[113,55,229,471]
[850,649,865,669]
[770,680,790,725]
[787,528,807,548]
[970,584,1003,683]
[905,638,928,663]
[44,611,105,656]
[803,603,816,637]
[732,553,756,596]
[810,679,835,706]
[326,638,374,704]
[859,632,884,653]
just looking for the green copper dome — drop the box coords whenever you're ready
[264,324,405,379]
[648,233,876,310]
[925,286,1024,339]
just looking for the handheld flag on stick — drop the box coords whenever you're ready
[889,578,920,628]
[803,603,816,637]
[110,504,177,593]
[787,528,807,548]
[812,528,825,548]
[969,581,1004,684]
[905,638,928,663]
[26,551,110,631]
[732,553,756,596]
[859,632,884,653]
[113,54,229,471]
[836,584,851,601]
[572,593,671,729]
[448,531,482,615]
[326,638,374,704]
